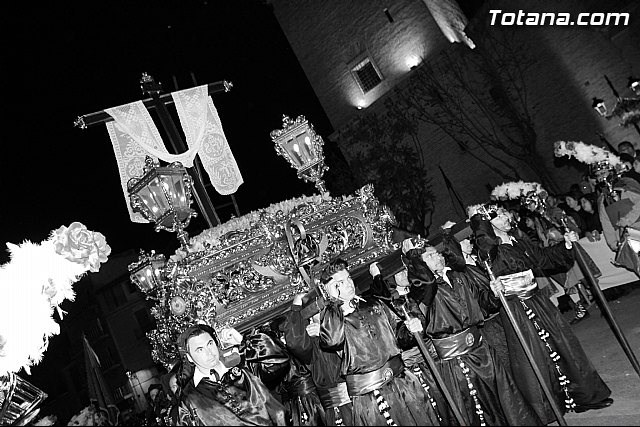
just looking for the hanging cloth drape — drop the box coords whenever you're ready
[171,85,243,195]
[422,0,475,49]
[105,85,243,222]
[106,101,167,223]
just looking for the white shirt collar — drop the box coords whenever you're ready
[437,267,453,286]
[193,365,227,387]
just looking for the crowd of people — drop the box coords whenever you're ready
[139,204,625,425]
[132,140,640,426]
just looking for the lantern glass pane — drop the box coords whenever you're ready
[136,187,161,221]
[295,131,316,163]
[136,178,169,219]
[283,138,304,167]
[165,174,188,210]
[148,177,170,213]
[132,267,153,292]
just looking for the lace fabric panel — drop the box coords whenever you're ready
[172,85,244,195]
[106,101,199,166]
[105,120,152,223]
[105,100,199,223]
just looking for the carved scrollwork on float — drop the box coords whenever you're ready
[147,185,397,369]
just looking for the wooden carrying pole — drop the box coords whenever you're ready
[483,260,568,427]
[400,304,467,426]
[572,242,640,378]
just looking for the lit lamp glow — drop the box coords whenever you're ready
[270,115,329,194]
[628,76,640,96]
[128,156,197,248]
[406,55,421,70]
[128,250,166,293]
[592,97,607,117]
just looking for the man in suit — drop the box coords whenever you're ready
[176,324,286,426]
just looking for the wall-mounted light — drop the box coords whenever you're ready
[592,97,607,117]
[406,56,421,70]
[628,76,640,96]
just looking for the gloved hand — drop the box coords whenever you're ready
[306,321,320,337]
[244,332,289,364]
[394,269,410,287]
[243,332,290,390]
[369,262,381,277]
[404,317,423,333]
[292,292,305,306]
[564,230,579,249]
[402,238,416,255]
[489,279,504,298]
[219,327,243,348]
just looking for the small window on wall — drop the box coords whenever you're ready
[352,58,383,94]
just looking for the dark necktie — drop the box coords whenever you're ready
[210,369,221,382]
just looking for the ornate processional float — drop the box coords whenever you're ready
[127,115,399,370]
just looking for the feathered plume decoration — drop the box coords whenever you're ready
[490,181,546,201]
[554,141,623,167]
[466,203,501,220]
[0,222,110,375]
[490,181,548,215]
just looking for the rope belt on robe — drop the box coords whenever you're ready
[432,326,486,425]
[498,269,576,411]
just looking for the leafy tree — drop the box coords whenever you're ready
[338,113,435,236]
[390,29,559,193]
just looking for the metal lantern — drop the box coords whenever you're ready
[0,373,47,425]
[592,97,607,117]
[128,156,197,248]
[128,250,167,293]
[270,115,329,194]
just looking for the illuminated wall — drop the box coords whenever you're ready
[272,0,450,130]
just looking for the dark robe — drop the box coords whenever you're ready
[277,357,325,426]
[320,298,440,426]
[284,305,353,426]
[404,257,541,426]
[480,234,611,424]
[178,367,286,426]
[387,292,450,426]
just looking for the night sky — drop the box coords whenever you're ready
[2,0,334,265]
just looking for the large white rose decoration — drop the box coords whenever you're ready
[0,222,110,375]
[51,222,111,272]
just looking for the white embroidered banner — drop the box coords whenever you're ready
[105,102,166,223]
[172,85,244,195]
[105,87,243,223]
